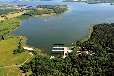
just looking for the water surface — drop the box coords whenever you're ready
[11,2,114,54]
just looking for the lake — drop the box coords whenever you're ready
[11,1,114,54]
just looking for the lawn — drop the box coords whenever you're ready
[0,8,45,76]
[0,37,33,75]
[5,10,30,19]
[0,67,20,76]
[0,18,22,35]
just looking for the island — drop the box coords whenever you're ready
[22,5,68,17]
[64,0,114,4]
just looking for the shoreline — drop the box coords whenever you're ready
[9,13,66,54]
[1,12,92,55]
[80,25,94,43]
[0,5,68,75]
[9,8,68,54]
[72,25,94,45]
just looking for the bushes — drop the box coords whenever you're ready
[13,45,25,54]
[0,9,20,15]
[0,35,6,40]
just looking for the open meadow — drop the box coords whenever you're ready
[0,37,34,75]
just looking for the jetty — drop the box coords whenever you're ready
[52,44,72,58]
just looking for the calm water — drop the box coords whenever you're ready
[11,1,114,54]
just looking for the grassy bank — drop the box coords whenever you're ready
[0,67,20,76]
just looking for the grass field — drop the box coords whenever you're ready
[0,18,22,35]
[5,10,30,19]
[0,10,30,21]
[0,9,45,75]
[0,66,20,76]
[0,11,33,75]
[0,17,5,21]
[0,37,34,75]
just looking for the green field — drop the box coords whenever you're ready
[0,17,43,75]
[0,37,34,75]
[0,67,20,76]
[0,10,34,75]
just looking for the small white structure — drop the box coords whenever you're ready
[52,46,72,58]
[23,46,33,51]
[29,52,33,56]
[77,51,89,55]
[50,56,55,59]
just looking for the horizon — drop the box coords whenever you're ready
[0,0,64,2]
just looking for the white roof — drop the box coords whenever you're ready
[23,47,33,50]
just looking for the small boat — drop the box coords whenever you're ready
[110,3,114,5]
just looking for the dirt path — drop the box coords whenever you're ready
[0,58,29,68]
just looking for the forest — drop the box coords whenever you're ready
[75,23,114,54]
[21,23,114,76]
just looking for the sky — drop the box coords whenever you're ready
[0,0,12,1]
[0,0,64,2]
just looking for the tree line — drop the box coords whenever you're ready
[0,9,20,15]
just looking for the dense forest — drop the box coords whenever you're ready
[21,23,114,76]
[76,23,114,54]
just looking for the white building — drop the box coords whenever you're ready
[52,46,72,58]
